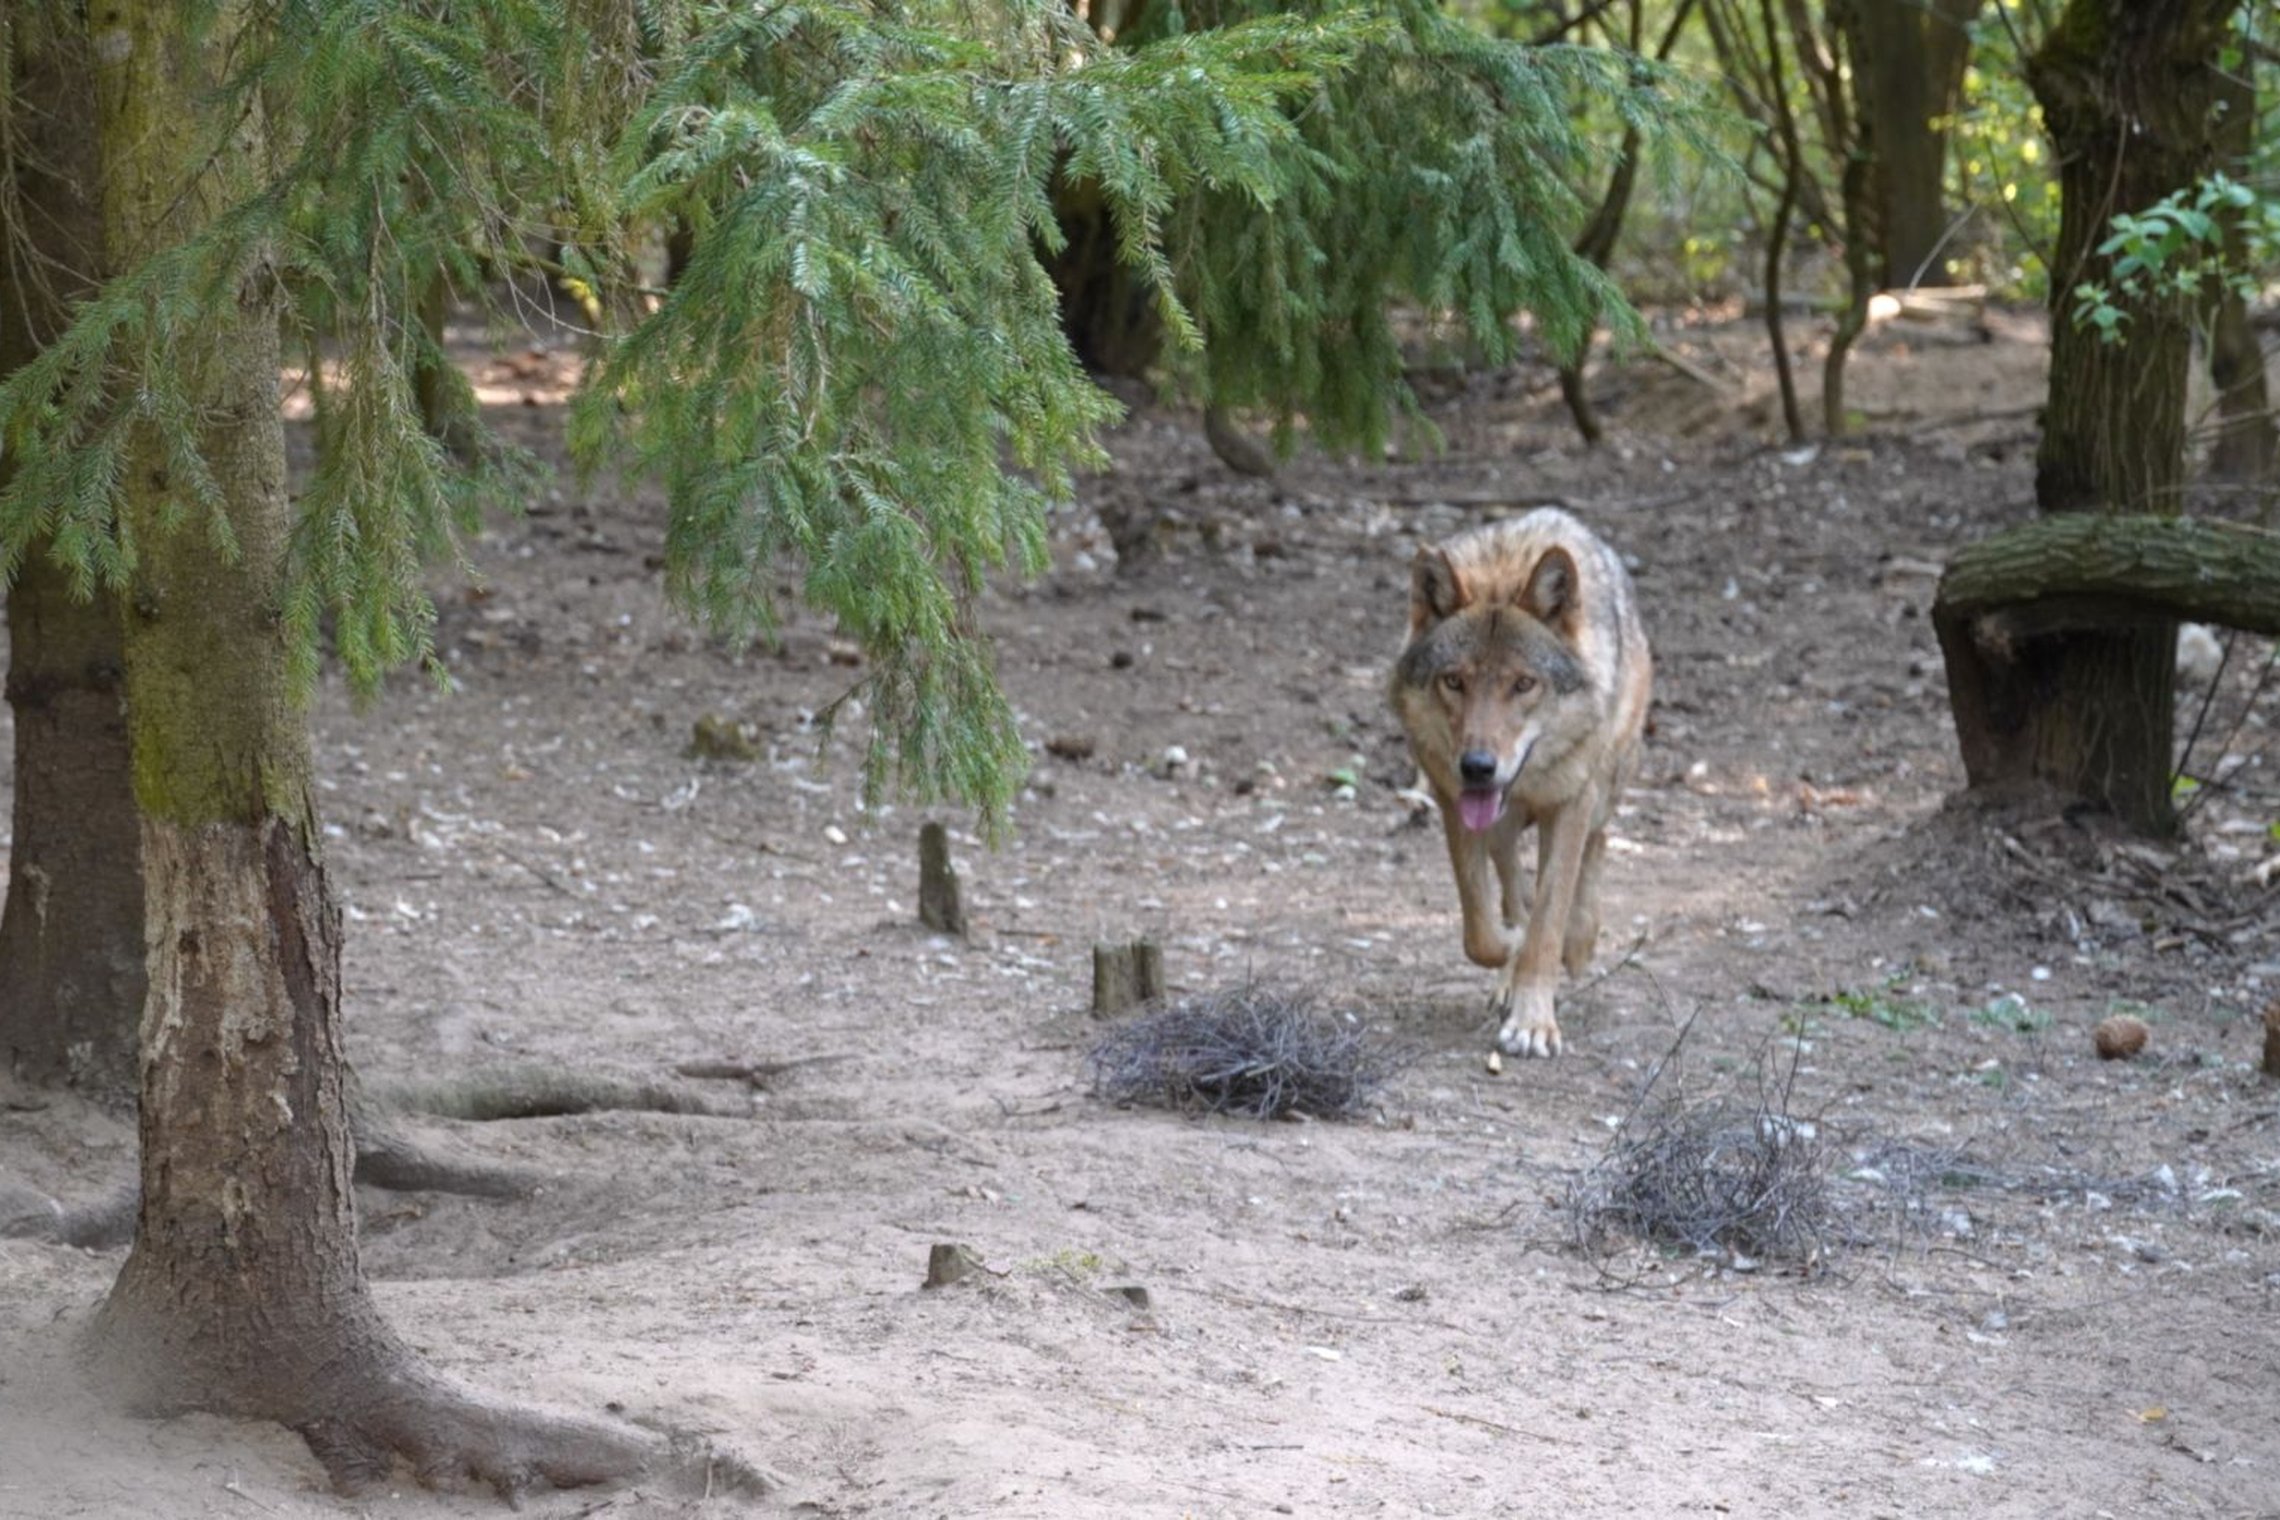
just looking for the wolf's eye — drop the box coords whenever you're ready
[1511,674,1538,695]
[1438,672,1464,695]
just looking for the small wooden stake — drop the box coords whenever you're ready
[2261,999,2280,1081]
[917,821,967,939]
[923,1242,984,1289]
[1090,937,1164,1018]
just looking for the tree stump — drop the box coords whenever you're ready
[917,822,967,939]
[1091,938,1164,1018]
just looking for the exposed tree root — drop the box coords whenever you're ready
[85,1283,675,1501]
[674,1052,852,1085]
[352,1121,544,1199]
[294,1364,668,1499]
[0,1173,137,1248]
[1202,404,1278,478]
[4,1060,773,1244]
[1,1127,532,1246]
[375,1062,756,1122]
[347,1070,545,1198]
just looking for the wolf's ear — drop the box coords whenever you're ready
[1410,547,1467,632]
[1519,546,1580,633]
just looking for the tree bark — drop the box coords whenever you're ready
[1557,0,1698,445]
[0,18,146,1103]
[1946,0,2244,835]
[2030,1,2238,519]
[1754,0,1807,444]
[2204,48,2275,489]
[1048,177,1163,379]
[1844,0,1986,287]
[1933,515,2280,828]
[1935,515,2280,636]
[0,558,144,1099]
[74,3,660,1494]
[1801,0,1876,437]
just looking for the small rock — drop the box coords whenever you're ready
[1105,1284,1151,1309]
[2176,623,2223,686]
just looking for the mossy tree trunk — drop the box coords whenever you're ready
[0,21,145,1102]
[2030,0,2236,519]
[1938,0,2241,835]
[74,4,658,1493]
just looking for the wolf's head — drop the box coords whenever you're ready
[1391,543,1590,832]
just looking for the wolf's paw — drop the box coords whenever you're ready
[1492,983,1562,1059]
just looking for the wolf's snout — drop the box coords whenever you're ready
[1458,749,1499,785]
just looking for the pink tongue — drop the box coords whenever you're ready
[1457,788,1504,833]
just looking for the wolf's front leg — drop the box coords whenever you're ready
[1439,795,1519,968]
[1493,799,1591,1057]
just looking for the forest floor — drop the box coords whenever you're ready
[3,303,2279,1519]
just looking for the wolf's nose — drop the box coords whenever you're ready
[1458,750,1498,785]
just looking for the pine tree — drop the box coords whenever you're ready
[1062,0,1713,460]
[0,0,1698,1492]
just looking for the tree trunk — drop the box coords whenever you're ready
[1844,0,1986,287]
[1933,516,2280,824]
[1948,0,2243,835]
[1048,177,1163,379]
[75,3,659,1493]
[1805,0,1876,437]
[1557,0,1699,446]
[0,18,146,1103]
[0,560,144,1098]
[2204,49,2275,489]
[1755,0,1807,445]
[2031,1,2236,519]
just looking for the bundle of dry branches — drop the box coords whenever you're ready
[1568,1095,1839,1269]
[1085,986,1407,1121]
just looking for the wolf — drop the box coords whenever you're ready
[1389,508,1651,1058]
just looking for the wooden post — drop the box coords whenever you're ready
[2261,1000,2280,1082]
[918,822,967,939]
[923,1242,984,1289]
[1090,938,1164,1018]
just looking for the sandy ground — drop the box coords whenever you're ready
[3,307,2278,1519]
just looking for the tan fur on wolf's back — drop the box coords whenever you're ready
[1388,508,1651,1058]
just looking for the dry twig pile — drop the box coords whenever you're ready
[1085,986,1407,1121]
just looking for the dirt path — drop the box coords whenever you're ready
[3,313,2277,1518]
